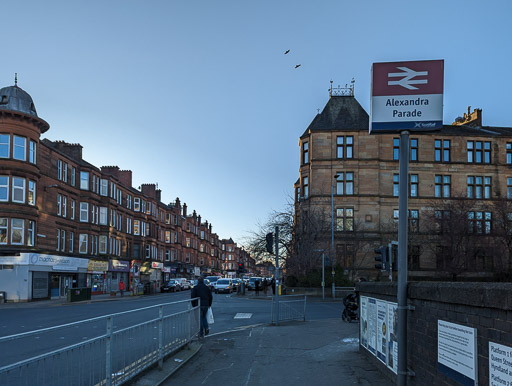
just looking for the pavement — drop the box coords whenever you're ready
[132,290,391,386]
[135,318,391,386]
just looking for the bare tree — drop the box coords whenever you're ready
[243,197,297,269]
[488,199,512,277]
[422,196,500,280]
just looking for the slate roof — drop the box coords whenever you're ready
[301,96,369,137]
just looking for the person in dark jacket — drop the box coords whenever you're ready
[191,277,213,337]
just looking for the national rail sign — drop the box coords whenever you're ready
[370,59,444,133]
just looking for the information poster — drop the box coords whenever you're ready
[437,320,477,386]
[360,296,368,349]
[387,302,398,374]
[359,297,398,373]
[489,342,512,386]
[367,298,377,354]
[376,300,387,363]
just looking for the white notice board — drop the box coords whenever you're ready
[437,320,477,386]
[489,342,512,386]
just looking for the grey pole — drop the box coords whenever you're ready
[322,251,325,300]
[274,226,280,325]
[398,131,410,386]
[331,182,335,298]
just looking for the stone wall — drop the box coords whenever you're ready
[357,281,512,385]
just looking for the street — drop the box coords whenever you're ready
[0,291,344,370]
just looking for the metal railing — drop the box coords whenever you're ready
[335,286,356,299]
[271,295,307,324]
[0,299,199,386]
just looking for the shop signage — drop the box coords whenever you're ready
[109,259,130,272]
[88,259,108,272]
[151,262,163,270]
[162,266,171,273]
[11,253,90,270]
[370,59,444,133]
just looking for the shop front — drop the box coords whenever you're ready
[87,259,109,295]
[130,260,142,294]
[108,259,130,294]
[0,253,89,302]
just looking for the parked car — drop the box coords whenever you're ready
[205,276,220,290]
[188,279,196,288]
[161,279,181,293]
[191,278,210,288]
[247,277,262,291]
[176,278,191,290]
[215,278,234,294]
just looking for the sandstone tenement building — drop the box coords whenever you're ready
[294,86,512,281]
[0,82,254,302]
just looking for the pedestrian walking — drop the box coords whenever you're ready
[191,277,213,338]
[255,279,260,296]
[118,279,126,297]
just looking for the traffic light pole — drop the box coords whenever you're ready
[398,131,409,386]
[274,226,280,325]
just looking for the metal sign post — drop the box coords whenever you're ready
[397,130,409,386]
[274,226,280,325]
[370,59,444,386]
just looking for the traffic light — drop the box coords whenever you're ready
[374,245,388,271]
[238,262,245,273]
[265,232,274,254]
[391,244,398,271]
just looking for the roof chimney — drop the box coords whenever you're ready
[119,170,132,188]
[452,106,482,127]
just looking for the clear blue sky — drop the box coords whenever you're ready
[2,0,511,243]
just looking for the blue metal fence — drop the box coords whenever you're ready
[271,295,307,324]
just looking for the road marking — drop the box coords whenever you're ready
[234,313,252,319]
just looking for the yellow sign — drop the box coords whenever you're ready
[88,259,108,272]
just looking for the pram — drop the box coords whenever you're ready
[342,292,359,322]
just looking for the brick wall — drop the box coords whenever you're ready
[357,281,512,385]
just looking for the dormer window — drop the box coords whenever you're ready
[0,95,7,105]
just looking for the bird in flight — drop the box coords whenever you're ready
[284,49,290,54]
[295,64,301,69]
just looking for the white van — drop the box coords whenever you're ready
[176,278,191,290]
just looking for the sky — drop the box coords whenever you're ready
[2,0,512,244]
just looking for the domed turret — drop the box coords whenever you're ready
[0,85,38,117]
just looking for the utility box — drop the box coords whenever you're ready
[67,288,92,302]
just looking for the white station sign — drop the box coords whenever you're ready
[370,59,444,133]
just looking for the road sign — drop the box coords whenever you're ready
[370,59,444,133]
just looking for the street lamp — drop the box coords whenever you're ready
[331,174,339,299]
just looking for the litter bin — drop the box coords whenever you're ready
[67,287,92,302]
[0,291,5,303]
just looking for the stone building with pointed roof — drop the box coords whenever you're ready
[294,85,512,281]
